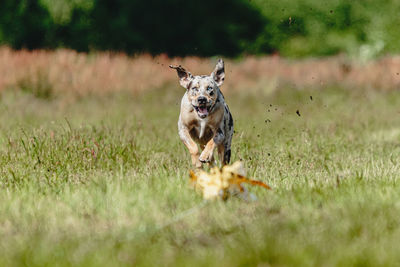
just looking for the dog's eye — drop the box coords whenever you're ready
[192,87,199,92]
[207,86,214,96]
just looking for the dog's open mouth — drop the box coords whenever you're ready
[194,105,210,118]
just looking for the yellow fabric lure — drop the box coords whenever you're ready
[189,161,271,200]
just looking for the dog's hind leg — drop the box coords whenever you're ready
[217,143,231,165]
[221,139,232,165]
[218,144,225,166]
[218,125,232,165]
[223,144,231,164]
[223,115,233,165]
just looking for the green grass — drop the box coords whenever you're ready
[1,85,400,266]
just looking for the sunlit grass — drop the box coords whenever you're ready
[0,85,400,266]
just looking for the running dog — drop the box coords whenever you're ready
[169,59,233,168]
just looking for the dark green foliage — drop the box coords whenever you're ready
[0,0,265,57]
[87,0,266,56]
[0,0,399,57]
[251,0,400,57]
[0,0,54,49]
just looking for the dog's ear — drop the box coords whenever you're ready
[211,59,225,86]
[169,65,194,89]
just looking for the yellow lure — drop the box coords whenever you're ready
[189,161,271,200]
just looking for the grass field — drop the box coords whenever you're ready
[1,71,400,266]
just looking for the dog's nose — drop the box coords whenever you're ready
[198,96,207,104]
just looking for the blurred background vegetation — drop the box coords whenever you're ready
[0,0,399,58]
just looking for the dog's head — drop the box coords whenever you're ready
[170,59,225,119]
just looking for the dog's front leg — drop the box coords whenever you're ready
[199,127,225,164]
[179,127,202,168]
[199,138,216,164]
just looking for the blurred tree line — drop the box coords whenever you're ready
[0,0,399,58]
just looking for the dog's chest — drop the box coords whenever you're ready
[190,120,213,144]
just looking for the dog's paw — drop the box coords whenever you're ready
[199,152,212,163]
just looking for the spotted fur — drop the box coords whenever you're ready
[170,59,234,167]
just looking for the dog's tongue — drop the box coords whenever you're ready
[198,107,208,116]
